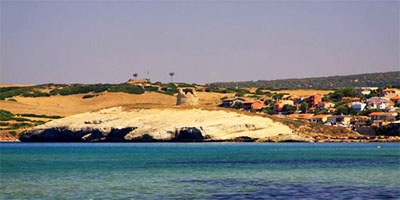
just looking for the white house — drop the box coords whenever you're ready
[351,102,366,112]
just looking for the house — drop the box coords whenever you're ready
[317,102,335,112]
[350,116,370,124]
[293,97,305,104]
[243,101,265,111]
[310,114,330,123]
[342,97,361,102]
[390,95,400,104]
[382,88,400,98]
[274,100,294,112]
[351,102,366,112]
[327,115,351,125]
[305,94,322,108]
[366,97,394,110]
[372,120,383,127]
[221,97,245,108]
[355,87,379,95]
[350,116,371,129]
[369,112,397,121]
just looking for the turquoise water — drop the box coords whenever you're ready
[1,143,399,199]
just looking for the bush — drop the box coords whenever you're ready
[177,83,196,88]
[14,117,31,122]
[0,110,14,121]
[159,83,178,95]
[144,86,159,92]
[11,123,31,129]
[22,92,51,98]
[82,94,98,99]
[0,87,33,100]
[0,122,10,126]
[109,84,145,94]
[20,113,62,119]
[50,84,112,96]
[9,131,17,136]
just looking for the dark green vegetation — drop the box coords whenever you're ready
[0,110,58,134]
[0,82,199,100]
[209,71,400,89]
[0,83,148,100]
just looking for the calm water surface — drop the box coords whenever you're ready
[1,143,399,199]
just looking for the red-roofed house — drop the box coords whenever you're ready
[390,95,400,104]
[369,112,397,121]
[305,94,322,108]
[243,101,265,111]
[382,88,400,98]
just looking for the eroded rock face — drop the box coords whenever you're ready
[19,107,295,142]
[20,127,136,142]
[172,127,204,142]
[176,88,199,106]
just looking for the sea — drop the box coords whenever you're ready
[0,143,399,199]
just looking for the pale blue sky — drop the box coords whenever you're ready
[1,0,399,84]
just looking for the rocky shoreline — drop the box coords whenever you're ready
[13,107,400,143]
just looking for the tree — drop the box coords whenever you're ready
[133,73,138,80]
[255,88,264,95]
[232,101,243,109]
[334,105,356,115]
[264,99,274,106]
[282,104,296,115]
[169,72,175,82]
[300,102,308,114]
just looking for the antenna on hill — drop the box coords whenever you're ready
[146,66,150,81]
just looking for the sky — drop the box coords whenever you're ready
[1,0,399,84]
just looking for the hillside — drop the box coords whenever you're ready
[209,71,400,89]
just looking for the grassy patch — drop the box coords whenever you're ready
[20,113,62,119]
[0,110,14,121]
[0,122,10,126]
[9,131,17,136]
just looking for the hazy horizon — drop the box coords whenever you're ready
[1,1,399,84]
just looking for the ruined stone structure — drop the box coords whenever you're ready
[176,88,199,106]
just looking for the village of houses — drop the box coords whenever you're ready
[220,87,400,136]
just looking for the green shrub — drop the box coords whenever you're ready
[144,86,159,92]
[34,121,46,125]
[14,117,31,122]
[0,110,14,121]
[82,94,98,99]
[177,83,196,88]
[159,83,178,95]
[0,122,10,126]
[0,87,33,100]
[22,92,51,98]
[50,84,112,96]
[20,113,62,119]
[9,131,17,136]
[109,84,145,94]
[11,123,31,129]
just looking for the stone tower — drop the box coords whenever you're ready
[176,88,199,106]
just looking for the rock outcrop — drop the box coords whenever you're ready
[20,126,136,142]
[176,88,199,106]
[19,107,294,142]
